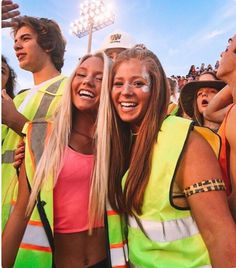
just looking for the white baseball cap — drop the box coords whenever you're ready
[100,30,136,51]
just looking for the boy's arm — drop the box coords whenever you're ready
[204,85,233,123]
[2,89,28,136]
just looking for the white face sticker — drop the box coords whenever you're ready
[141,68,151,93]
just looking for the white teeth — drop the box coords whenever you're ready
[121,102,136,107]
[79,90,95,98]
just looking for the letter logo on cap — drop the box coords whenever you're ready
[110,34,122,43]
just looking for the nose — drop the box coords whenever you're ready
[121,83,133,95]
[220,51,225,58]
[202,91,208,97]
[82,75,94,87]
[14,40,22,51]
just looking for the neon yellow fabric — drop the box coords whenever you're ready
[107,205,128,267]
[2,75,67,231]
[14,121,54,268]
[108,116,219,268]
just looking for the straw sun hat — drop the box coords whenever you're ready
[180,74,226,118]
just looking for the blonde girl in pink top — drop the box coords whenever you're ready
[3,52,113,268]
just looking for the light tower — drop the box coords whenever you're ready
[70,0,115,53]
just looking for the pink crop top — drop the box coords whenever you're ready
[54,146,104,233]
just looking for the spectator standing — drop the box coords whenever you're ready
[2,16,67,231]
[101,30,135,61]
[205,35,236,220]
[200,63,205,73]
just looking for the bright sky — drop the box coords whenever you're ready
[2,0,236,92]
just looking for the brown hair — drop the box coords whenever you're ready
[12,16,66,72]
[108,47,170,216]
[2,55,16,98]
[193,93,204,126]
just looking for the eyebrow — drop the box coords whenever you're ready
[14,33,32,42]
[77,67,103,74]
[114,75,148,80]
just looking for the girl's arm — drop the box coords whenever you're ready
[2,161,31,268]
[176,131,236,268]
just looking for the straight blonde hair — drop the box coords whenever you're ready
[26,51,113,229]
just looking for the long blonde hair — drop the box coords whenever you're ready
[26,51,113,228]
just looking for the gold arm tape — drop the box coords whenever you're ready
[184,179,226,197]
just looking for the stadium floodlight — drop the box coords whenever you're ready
[70,0,115,53]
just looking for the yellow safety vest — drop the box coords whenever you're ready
[11,121,54,267]
[2,75,67,231]
[107,116,220,268]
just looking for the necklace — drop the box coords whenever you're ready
[72,128,94,139]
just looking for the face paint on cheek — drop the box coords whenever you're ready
[141,68,151,93]
[141,85,150,93]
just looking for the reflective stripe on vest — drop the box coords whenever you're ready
[2,150,14,163]
[2,77,66,164]
[30,121,48,166]
[110,244,128,268]
[129,215,199,243]
[11,121,54,267]
[10,204,51,253]
[34,78,64,118]
[20,220,51,252]
[107,204,128,268]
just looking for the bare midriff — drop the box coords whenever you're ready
[54,227,106,268]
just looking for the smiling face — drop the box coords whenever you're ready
[71,56,104,113]
[111,58,151,130]
[14,26,50,72]
[196,87,218,114]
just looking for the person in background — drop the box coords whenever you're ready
[2,15,67,232]
[205,35,236,220]
[214,60,219,71]
[106,47,236,267]
[2,51,112,268]
[2,55,17,98]
[180,71,226,132]
[200,62,205,73]
[187,64,196,78]
[167,77,179,114]
[206,64,213,72]
[100,30,136,61]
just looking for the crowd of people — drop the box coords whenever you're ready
[2,1,236,268]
